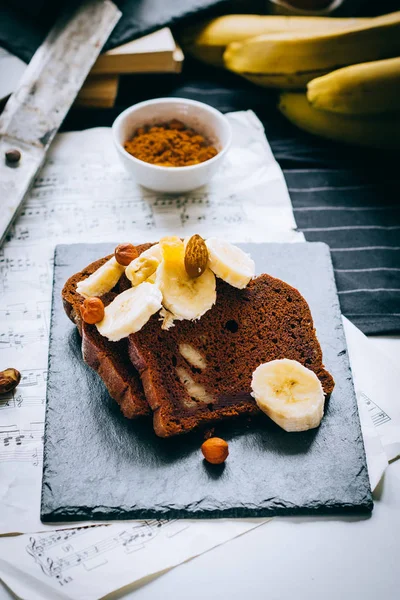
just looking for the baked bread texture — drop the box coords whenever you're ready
[62,246,152,418]
[128,274,335,437]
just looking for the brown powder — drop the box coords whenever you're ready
[123,119,218,167]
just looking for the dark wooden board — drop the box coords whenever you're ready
[41,242,372,522]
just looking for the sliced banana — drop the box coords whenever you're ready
[205,238,255,289]
[146,270,157,284]
[125,244,161,286]
[251,359,325,432]
[156,237,216,321]
[126,256,160,286]
[76,257,125,298]
[96,282,162,342]
[159,307,175,330]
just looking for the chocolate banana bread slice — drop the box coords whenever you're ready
[62,246,152,418]
[128,274,335,437]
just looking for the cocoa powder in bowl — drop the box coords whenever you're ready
[123,119,218,167]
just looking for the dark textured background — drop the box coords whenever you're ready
[41,242,372,522]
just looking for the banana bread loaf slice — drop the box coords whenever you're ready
[128,274,335,437]
[62,246,152,418]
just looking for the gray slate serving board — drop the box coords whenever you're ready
[41,242,372,522]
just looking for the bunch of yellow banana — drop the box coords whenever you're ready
[181,12,400,89]
[180,14,368,69]
[181,11,400,148]
[223,11,400,89]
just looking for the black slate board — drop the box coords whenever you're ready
[41,242,372,522]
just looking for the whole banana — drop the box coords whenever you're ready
[307,57,400,115]
[223,11,400,89]
[242,71,326,90]
[278,93,400,150]
[180,14,369,68]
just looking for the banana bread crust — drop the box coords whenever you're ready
[62,245,152,418]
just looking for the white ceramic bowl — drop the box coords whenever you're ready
[112,98,232,193]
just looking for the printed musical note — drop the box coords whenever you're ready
[0,420,44,466]
[359,392,391,427]
[0,367,47,414]
[20,369,47,388]
[24,521,166,582]
[0,422,44,445]
[0,327,47,349]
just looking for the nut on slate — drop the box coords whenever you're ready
[185,234,209,279]
[80,297,105,324]
[201,437,229,465]
[0,368,21,394]
[115,243,139,266]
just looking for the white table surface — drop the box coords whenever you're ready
[1,335,399,600]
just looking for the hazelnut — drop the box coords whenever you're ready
[0,368,21,394]
[115,243,139,266]
[201,437,229,465]
[80,297,105,324]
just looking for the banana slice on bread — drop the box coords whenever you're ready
[251,359,325,432]
[77,237,255,340]
[156,237,216,321]
[206,238,255,289]
[96,282,162,342]
[125,244,161,286]
[76,257,125,298]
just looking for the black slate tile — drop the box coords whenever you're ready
[41,242,372,521]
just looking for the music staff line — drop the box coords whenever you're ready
[0,421,44,445]
[26,521,166,579]
[6,187,248,245]
[0,419,44,466]
[360,392,391,427]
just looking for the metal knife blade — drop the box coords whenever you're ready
[0,0,121,246]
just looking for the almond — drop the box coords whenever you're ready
[80,297,105,324]
[0,368,21,394]
[184,234,209,279]
[201,437,229,464]
[115,243,139,266]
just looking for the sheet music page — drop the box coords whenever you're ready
[0,110,301,535]
[0,519,267,600]
[343,317,400,464]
